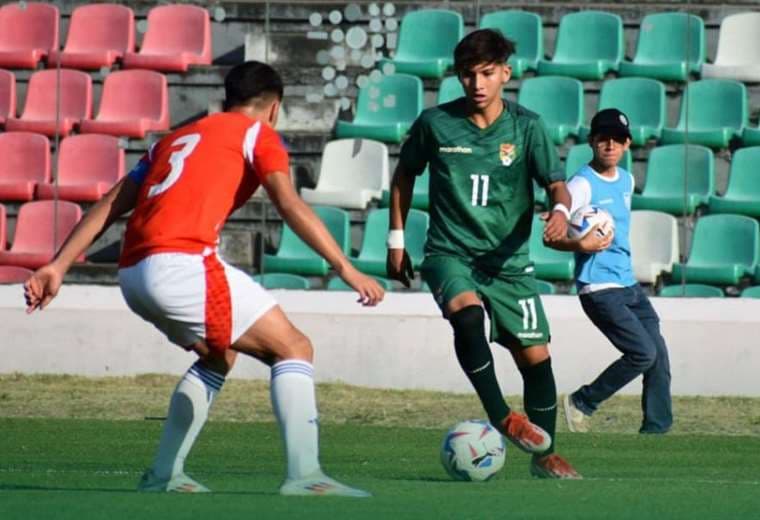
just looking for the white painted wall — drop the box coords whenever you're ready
[1,285,758,396]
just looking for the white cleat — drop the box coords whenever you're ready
[138,469,211,493]
[564,394,590,433]
[279,471,371,498]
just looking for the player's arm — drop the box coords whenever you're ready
[544,180,572,242]
[546,176,611,253]
[263,172,384,306]
[387,162,417,287]
[24,176,140,313]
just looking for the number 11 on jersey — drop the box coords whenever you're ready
[470,174,490,207]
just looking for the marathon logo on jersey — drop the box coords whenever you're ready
[499,143,517,166]
[439,146,473,154]
[518,331,544,339]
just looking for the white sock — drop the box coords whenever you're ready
[152,361,225,480]
[271,360,321,480]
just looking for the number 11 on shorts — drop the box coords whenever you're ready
[518,298,537,330]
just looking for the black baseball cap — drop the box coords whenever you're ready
[589,108,631,139]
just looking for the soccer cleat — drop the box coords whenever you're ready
[279,470,371,498]
[500,411,552,454]
[530,453,582,480]
[137,469,211,493]
[564,394,590,433]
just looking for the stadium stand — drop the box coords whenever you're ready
[327,276,394,291]
[564,144,632,179]
[535,279,557,295]
[479,10,542,78]
[350,208,428,277]
[37,134,125,202]
[632,144,714,215]
[659,284,724,298]
[300,138,388,210]
[517,76,583,145]
[123,4,211,72]
[253,273,311,290]
[5,69,92,137]
[0,131,50,201]
[0,69,15,127]
[0,200,82,269]
[741,286,760,299]
[335,73,423,143]
[437,76,465,105]
[701,12,760,83]
[263,205,351,276]
[529,214,575,281]
[743,125,760,147]
[0,2,58,69]
[79,69,169,138]
[536,10,623,80]
[0,203,5,248]
[708,146,760,218]
[671,214,759,285]
[660,79,747,148]
[629,210,680,285]
[379,168,430,211]
[47,3,135,70]
[619,12,705,81]
[0,265,33,284]
[379,9,462,79]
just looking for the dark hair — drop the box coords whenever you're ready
[454,29,515,74]
[223,61,284,111]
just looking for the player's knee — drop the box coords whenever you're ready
[449,305,490,371]
[449,305,486,339]
[282,330,314,362]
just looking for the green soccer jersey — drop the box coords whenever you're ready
[399,98,563,274]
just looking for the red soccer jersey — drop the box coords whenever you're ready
[120,112,289,267]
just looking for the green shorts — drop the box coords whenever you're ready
[421,255,551,348]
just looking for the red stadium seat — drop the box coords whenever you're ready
[0,2,59,69]
[122,4,211,72]
[0,69,15,127]
[0,203,6,249]
[47,4,135,70]
[37,135,124,202]
[0,265,33,284]
[0,132,50,201]
[5,69,92,137]
[0,200,83,269]
[79,70,169,138]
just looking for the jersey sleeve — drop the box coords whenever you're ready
[398,115,430,177]
[527,117,564,187]
[245,123,290,181]
[127,153,151,185]
[567,175,592,214]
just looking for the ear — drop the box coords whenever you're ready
[502,63,512,84]
[623,137,631,151]
[267,99,281,127]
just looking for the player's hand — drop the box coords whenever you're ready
[339,265,385,306]
[24,263,64,314]
[542,210,569,243]
[386,248,414,288]
[579,225,614,253]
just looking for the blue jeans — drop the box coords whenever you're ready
[573,284,673,433]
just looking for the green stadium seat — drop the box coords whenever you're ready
[529,214,575,281]
[326,276,394,292]
[536,11,623,80]
[708,146,760,218]
[335,74,423,143]
[740,286,760,298]
[350,208,429,277]
[619,12,705,81]
[660,79,747,149]
[564,144,632,179]
[742,125,760,147]
[380,168,430,211]
[517,76,583,144]
[535,279,557,295]
[479,10,543,78]
[588,78,666,146]
[263,206,351,276]
[253,273,311,290]
[632,144,713,215]
[379,9,463,79]
[658,284,724,298]
[671,214,759,285]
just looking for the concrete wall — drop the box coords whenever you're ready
[2,285,758,396]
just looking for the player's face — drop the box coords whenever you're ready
[459,61,510,110]
[590,133,630,169]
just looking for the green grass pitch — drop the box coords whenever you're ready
[1,418,758,519]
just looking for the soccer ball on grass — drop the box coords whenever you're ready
[440,420,506,481]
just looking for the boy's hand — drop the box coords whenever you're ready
[579,226,614,253]
[24,264,64,313]
[339,265,385,306]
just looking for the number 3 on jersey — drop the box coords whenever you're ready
[470,174,490,207]
[148,133,202,198]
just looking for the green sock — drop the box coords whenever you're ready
[519,357,557,457]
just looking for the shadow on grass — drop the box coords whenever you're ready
[0,483,275,496]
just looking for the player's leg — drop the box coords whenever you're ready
[629,286,672,434]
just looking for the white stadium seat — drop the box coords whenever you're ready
[701,12,760,82]
[301,138,389,210]
[629,210,680,284]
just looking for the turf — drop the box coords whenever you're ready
[1,418,758,519]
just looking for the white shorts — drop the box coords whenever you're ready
[118,252,277,351]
